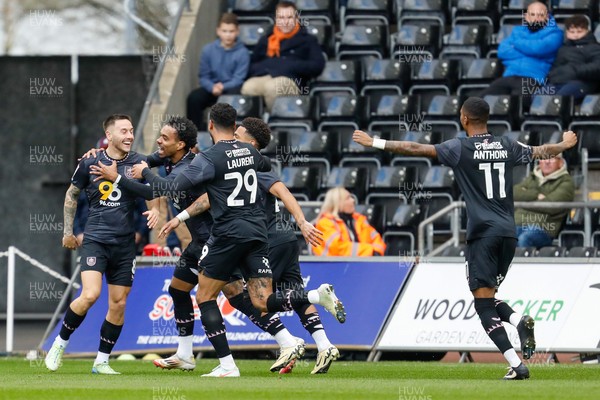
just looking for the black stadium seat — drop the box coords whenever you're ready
[217,94,263,122]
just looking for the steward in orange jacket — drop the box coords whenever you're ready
[312,212,386,257]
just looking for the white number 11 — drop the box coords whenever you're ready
[479,162,506,199]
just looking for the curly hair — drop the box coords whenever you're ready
[240,117,271,150]
[209,103,237,130]
[166,116,197,151]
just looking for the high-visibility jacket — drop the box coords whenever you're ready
[312,212,386,257]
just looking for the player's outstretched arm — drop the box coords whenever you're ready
[269,182,324,247]
[352,130,437,158]
[531,131,578,160]
[63,184,81,250]
[158,193,211,238]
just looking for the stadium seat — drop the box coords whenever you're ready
[522,95,574,144]
[422,193,454,233]
[387,203,422,228]
[397,0,450,29]
[360,57,408,96]
[367,94,420,132]
[217,94,263,122]
[343,0,393,28]
[268,96,316,131]
[484,95,522,132]
[299,201,323,224]
[500,0,530,26]
[536,246,568,257]
[280,166,322,201]
[383,231,415,255]
[294,0,335,25]
[237,22,271,52]
[487,23,518,58]
[439,244,466,257]
[558,230,585,248]
[317,93,367,132]
[453,0,499,31]
[337,130,384,165]
[196,131,213,151]
[390,23,441,60]
[457,58,503,96]
[551,0,596,29]
[355,203,386,234]
[260,129,287,157]
[310,60,360,96]
[514,246,536,257]
[230,0,277,23]
[440,24,490,60]
[421,166,455,192]
[567,246,598,257]
[322,166,370,202]
[335,24,388,60]
[369,165,419,192]
[287,130,334,159]
[306,21,335,57]
[409,59,460,110]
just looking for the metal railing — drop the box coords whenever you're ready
[418,200,600,256]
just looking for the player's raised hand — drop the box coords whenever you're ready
[352,130,374,148]
[131,161,148,179]
[90,161,118,182]
[143,208,160,229]
[158,217,180,239]
[562,131,577,149]
[62,234,80,250]
[300,220,324,248]
[78,147,103,161]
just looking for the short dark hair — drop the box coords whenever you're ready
[209,103,237,130]
[276,1,297,13]
[462,97,489,122]
[564,14,589,30]
[219,12,238,27]
[240,117,271,150]
[103,114,132,131]
[166,116,198,151]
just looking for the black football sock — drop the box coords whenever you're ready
[474,298,513,353]
[228,292,284,336]
[98,319,123,354]
[59,306,86,341]
[494,298,517,324]
[266,289,310,312]
[199,300,230,358]
[169,286,194,337]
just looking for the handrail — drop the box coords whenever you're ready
[123,0,169,43]
[132,0,191,152]
[418,201,600,255]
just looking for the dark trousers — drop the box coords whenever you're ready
[186,85,242,131]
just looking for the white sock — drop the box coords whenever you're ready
[509,313,522,327]
[503,348,522,368]
[312,329,332,352]
[274,329,297,348]
[219,354,236,370]
[55,336,69,347]
[176,335,194,359]
[307,290,320,304]
[94,351,110,365]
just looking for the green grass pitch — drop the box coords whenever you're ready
[1,358,599,400]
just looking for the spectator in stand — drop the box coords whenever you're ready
[514,154,574,248]
[479,1,563,98]
[312,187,386,257]
[241,1,325,111]
[187,13,249,130]
[541,14,600,101]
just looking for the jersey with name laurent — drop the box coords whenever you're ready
[71,151,147,244]
[147,151,213,243]
[258,171,297,247]
[435,135,534,241]
[179,140,270,241]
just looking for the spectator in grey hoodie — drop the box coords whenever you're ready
[187,13,249,130]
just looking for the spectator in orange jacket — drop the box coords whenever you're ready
[312,187,386,257]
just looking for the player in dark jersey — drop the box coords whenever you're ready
[89,116,315,373]
[160,117,341,374]
[45,114,159,375]
[99,103,344,377]
[353,97,577,380]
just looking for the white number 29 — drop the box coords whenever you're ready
[225,169,258,206]
[479,162,506,199]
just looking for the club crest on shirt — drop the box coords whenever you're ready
[123,166,134,179]
[86,257,96,266]
[226,150,233,158]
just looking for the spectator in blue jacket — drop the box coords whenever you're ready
[187,13,249,130]
[241,1,325,111]
[480,1,563,98]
